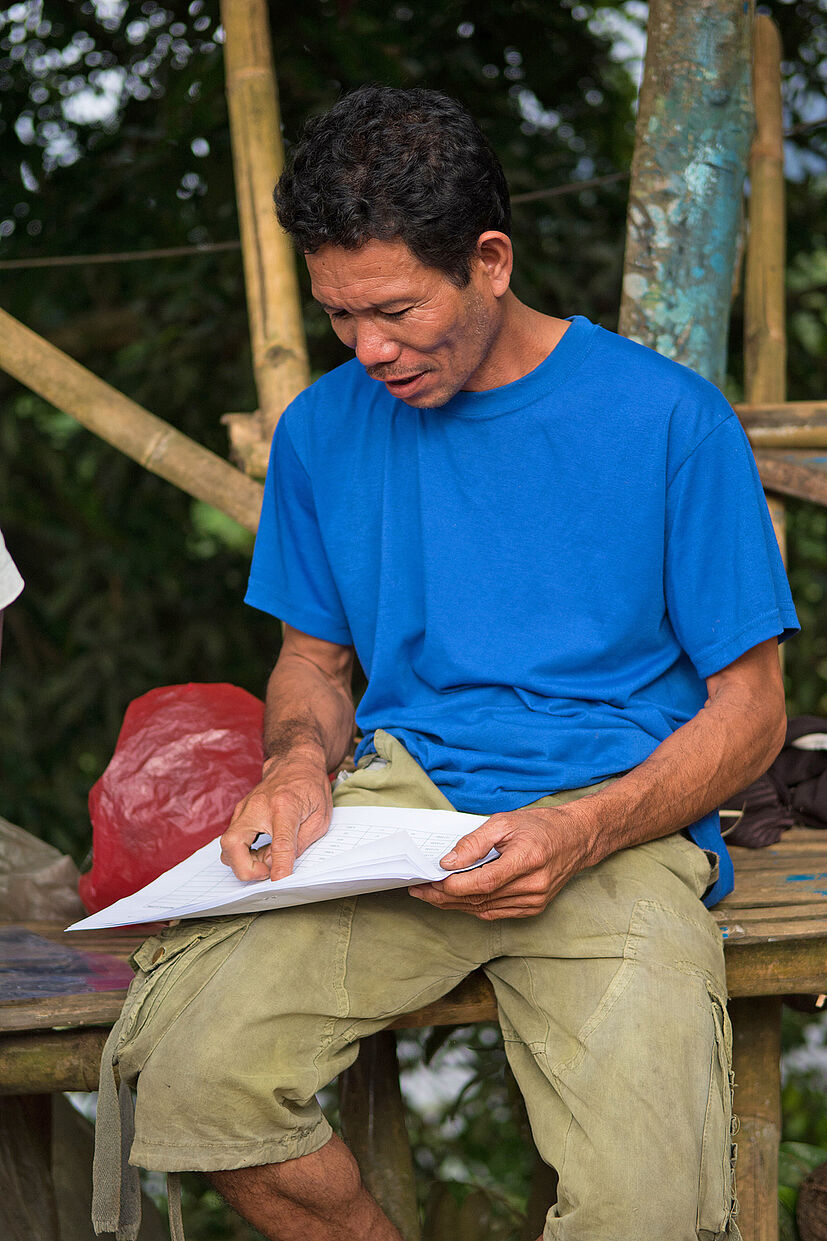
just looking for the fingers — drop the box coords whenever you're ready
[410,870,541,906]
[411,810,578,920]
[409,882,550,920]
[294,799,334,860]
[440,816,508,870]
[437,854,519,897]
[261,815,299,881]
[220,824,271,881]
[220,776,332,882]
[258,800,329,880]
[220,788,278,879]
[476,905,540,921]
[223,807,299,882]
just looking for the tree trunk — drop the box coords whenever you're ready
[619,0,754,386]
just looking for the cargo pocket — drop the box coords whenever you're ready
[697,985,739,1240]
[117,915,254,1081]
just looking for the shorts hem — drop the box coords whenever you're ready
[129,1117,333,1172]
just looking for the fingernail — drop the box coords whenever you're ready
[442,851,457,865]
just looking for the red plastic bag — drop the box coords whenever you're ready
[78,684,264,913]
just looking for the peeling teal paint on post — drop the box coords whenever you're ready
[618,1,754,386]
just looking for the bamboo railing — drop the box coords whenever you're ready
[0,308,264,533]
[737,403,827,446]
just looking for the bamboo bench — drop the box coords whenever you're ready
[2,828,826,1241]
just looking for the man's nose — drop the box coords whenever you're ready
[354,321,401,369]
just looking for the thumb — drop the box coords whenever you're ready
[440,816,506,869]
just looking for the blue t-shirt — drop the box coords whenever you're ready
[246,316,799,905]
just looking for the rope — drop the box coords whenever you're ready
[0,239,241,271]
[1,118,823,273]
[512,169,628,204]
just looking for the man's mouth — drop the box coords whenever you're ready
[377,371,427,394]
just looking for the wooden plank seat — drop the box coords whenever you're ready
[1,829,826,1240]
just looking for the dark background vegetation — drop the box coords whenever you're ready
[1,1,826,1236]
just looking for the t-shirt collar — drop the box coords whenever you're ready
[432,314,598,419]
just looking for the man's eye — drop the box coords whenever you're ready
[384,308,412,318]
[329,310,350,320]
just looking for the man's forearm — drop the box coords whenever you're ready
[571,647,787,869]
[221,630,355,881]
[262,643,355,776]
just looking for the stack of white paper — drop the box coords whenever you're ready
[67,806,495,931]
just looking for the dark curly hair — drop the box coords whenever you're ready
[274,86,511,287]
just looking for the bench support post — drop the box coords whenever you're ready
[340,1030,422,1241]
[0,1093,60,1241]
[730,996,782,1241]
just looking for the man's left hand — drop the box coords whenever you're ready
[408,804,595,920]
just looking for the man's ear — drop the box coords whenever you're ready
[474,231,513,298]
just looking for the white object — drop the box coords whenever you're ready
[67,806,495,930]
[0,529,23,610]
[791,733,827,751]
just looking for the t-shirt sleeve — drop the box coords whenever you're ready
[664,414,799,679]
[244,414,353,645]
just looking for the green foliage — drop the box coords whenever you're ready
[777,1140,827,1241]
[781,1008,827,1149]
[784,501,827,715]
[401,1025,532,1211]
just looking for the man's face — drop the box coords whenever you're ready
[306,238,501,408]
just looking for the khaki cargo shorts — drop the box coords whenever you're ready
[97,731,740,1241]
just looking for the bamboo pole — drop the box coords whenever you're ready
[732,32,786,1239]
[0,308,264,533]
[619,0,754,386]
[746,18,787,417]
[746,15,788,564]
[220,0,309,478]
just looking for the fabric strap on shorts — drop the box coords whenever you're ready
[167,1172,186,1241]
[92,1014,142,1240]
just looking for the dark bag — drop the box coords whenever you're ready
[721,715,827,847]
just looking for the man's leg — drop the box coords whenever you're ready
[486,830,740,1241]
[116,732,490,1240]
[209,1136,400,1241]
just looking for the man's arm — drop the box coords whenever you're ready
[220,625,355,882]
[410,637,787,919]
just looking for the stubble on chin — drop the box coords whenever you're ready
[404,288,500,409]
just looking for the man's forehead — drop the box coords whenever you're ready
[306,239,437,308]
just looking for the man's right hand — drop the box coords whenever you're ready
[219,748,334,882]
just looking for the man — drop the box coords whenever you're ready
[101,87,797,1241]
